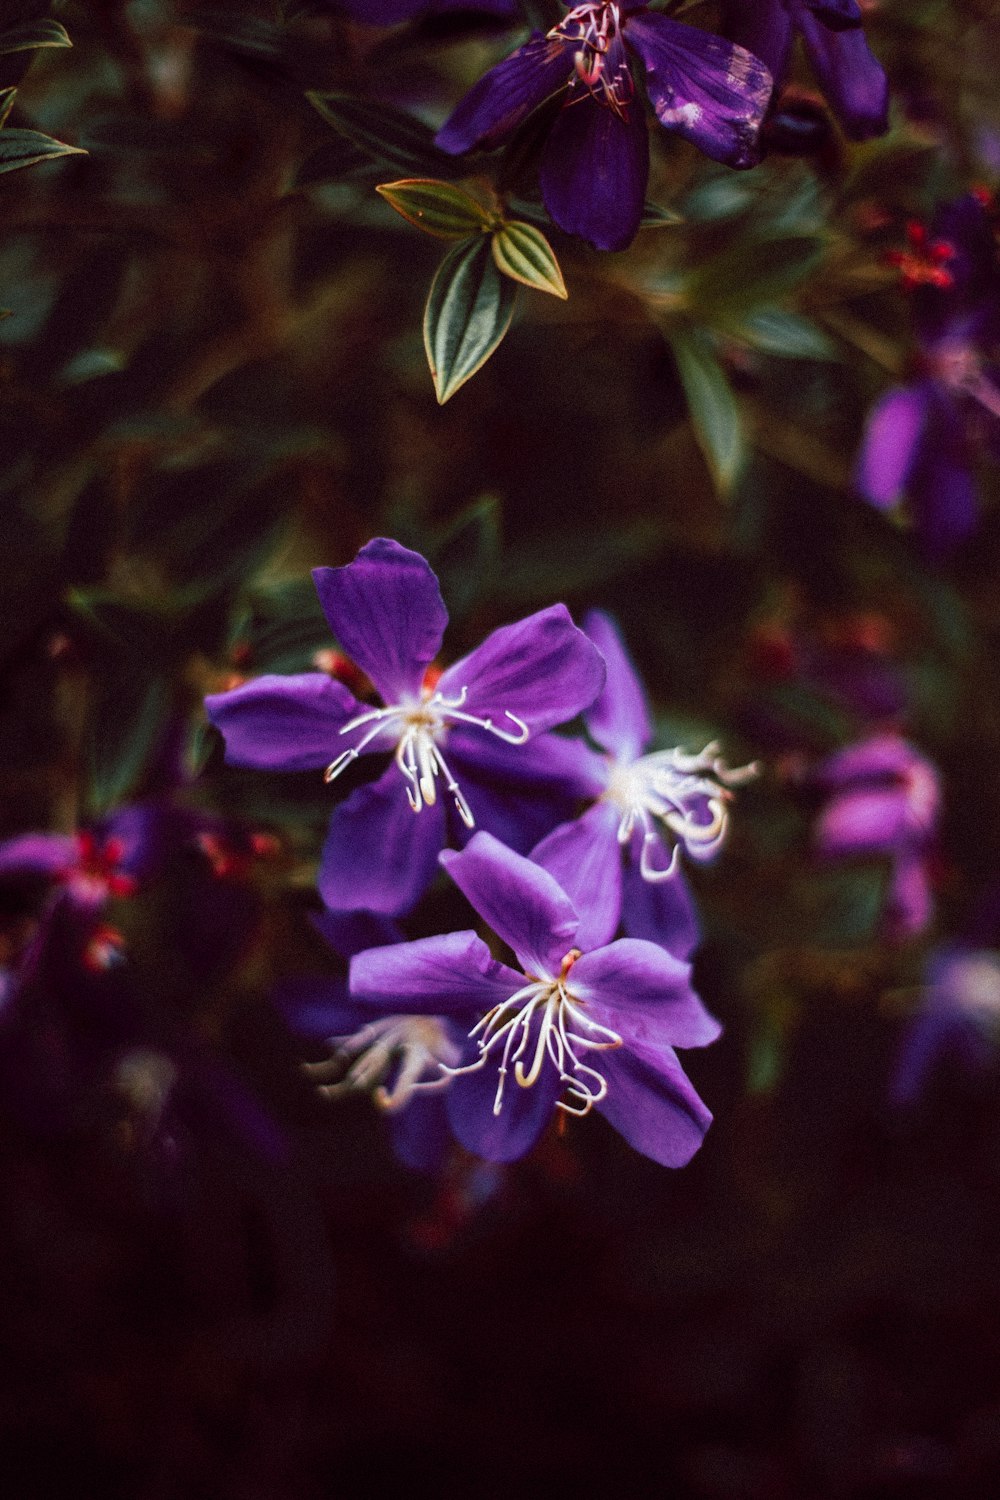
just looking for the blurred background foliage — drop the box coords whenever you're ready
[3,0,1000,1496]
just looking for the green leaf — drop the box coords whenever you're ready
[731,309,837,361]
[307,91,468,179]
[668,324,746,494]
[491,221,567,299]
[0,128,85,175]
[639,201,683,228]
[423,237,517,404]
[0,20,72,54]
[0,88,16,129]
[376,178,493,239]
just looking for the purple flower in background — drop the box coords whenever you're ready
[722,0,888,140]
[891,946,1000,1106]
[282,976,462,1172]
[814,732,940,940]
[350,832,721,1165]
[205,538,605,917]
[857,194,1000,559]
[436,3,772,251]
[533,611,756,957]
[0,824,140,910]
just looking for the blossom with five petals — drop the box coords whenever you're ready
[205,538,605,917]
[436,2,772,251]
[532,611,756,957]
[349,831,721,1165]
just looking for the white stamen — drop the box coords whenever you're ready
[304,1015,460,1112]
[322,682,530,826]
[443,963,622,1119]
[603,740,758,881]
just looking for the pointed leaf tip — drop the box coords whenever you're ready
[376,179,493,240]
[668,324,746,496]
[423,237,517,404]
[0,20,73,53]
[491,221,567,300]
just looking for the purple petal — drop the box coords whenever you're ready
[885,850,933,939]
[856,384,931,509]
[797,10,888,139]
[319,762,446,915]
[621,856,701,960]
[802,0,863,28]
[436,34,572,153]
[581,610,652,760]
[815,785,911,857]
[447,724,605,796]
[311,907,404,960]
[910,405,979,560]
[539,89,648,252]
[275,977,355,1039]
[436,604,606,736]
[721,0,793,84]
[0,833,77,879]
[312,539,448,704]
[446,1053,561,1161]
[205,673,360,771]
[626,15,772,169]
[596,1039,712,1167]
[448,764,578,855]
[389,1094,452,1174]
[350,928,522,1014]
[531,802,623,951]
[818,734,925,786]
[571,938,720,1048]
[440,831,578,977]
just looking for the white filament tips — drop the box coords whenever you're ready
[322,683,529,828]
[443,956,622,1119]
[304,1015,460,1112]
[604,739,758,881]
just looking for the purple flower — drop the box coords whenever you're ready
[205,538,605,918]
[813,732,940,940]
[891,946,1000,1106]
[350,831,721,1165]
[722,0,888,140]
[0,894,288,1164]
[532,611,756,957]
[283,976,462,1172]
[436,3,772,251]
[857,197,1000,560]
[0,825,140,910]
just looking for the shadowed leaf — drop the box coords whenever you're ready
[0,128,85,174]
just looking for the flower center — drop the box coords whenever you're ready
[548,2,633,117]
[322,682,529,827]
[444,949,622,1119]
[602,740,758,880]
[304,1015,461,1112]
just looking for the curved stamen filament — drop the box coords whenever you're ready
[444,978,622,1118]
[322,683,531,820]
[305,1015,457,1111]
[604,740,758,879]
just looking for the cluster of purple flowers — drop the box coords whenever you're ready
[206,538,755,1169]
[857,193,1000,559]
[335,0,887,252]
